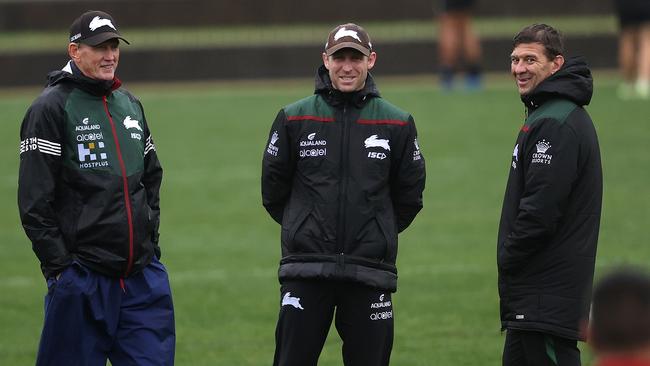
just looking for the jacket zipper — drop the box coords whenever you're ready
[103,96,135,278]
[336,102,351,264]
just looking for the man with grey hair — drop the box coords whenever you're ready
[19,10,175,365]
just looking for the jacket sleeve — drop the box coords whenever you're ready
[140,103,163,259]
[261,109,295,224]
[498,118,579,273]
[18,98,72,278]
[390,116,426,232]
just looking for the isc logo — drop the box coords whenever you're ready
[368,151,387,160]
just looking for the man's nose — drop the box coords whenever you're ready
[512,61,526,74]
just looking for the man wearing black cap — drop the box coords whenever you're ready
[18,10,175,365]
[262,23,426,365]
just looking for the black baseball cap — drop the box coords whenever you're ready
[325,23,372,57]
[69,10,130,46]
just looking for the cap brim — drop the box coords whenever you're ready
[326,42,370,57]
[80,32,130,46]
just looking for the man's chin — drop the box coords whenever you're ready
[98,73,115,81]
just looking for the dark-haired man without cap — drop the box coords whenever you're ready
[262,23,426,366]
[18,10,175,365]
[497,24,602,366]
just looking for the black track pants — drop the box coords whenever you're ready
[273,280,394,366]
[502,329,580,366]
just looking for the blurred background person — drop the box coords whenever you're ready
[613,0,650,99]
[588,268,650,366]
[437,0,482,91]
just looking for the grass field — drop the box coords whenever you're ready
[0,72,648,365]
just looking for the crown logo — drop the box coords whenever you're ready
[536,139,551,154]
[270,131,279,145]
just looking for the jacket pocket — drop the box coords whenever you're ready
[376,211,398,263]
[57,193,81,251]
[349,209,397,263]
[281,206,312,253]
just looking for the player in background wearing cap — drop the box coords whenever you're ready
[18,10,175,365]
[588,268,650,366]
[262,23,426,366]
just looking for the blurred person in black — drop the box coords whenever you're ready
[437,0,482,90]
[497,24,602,366]
[613,0,650,99]
[588,268,650,366]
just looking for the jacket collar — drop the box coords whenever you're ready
[46,60,121,97]
[314,64,380,108]
[521,56,593,112]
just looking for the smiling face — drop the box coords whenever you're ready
[68,38,120,81]
[322,48,376,92]
[510,42,564,95]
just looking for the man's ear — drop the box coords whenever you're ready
[367,52,377,70]
[322,52,329,69]
[68,43,80,61]
[551,54,565,74]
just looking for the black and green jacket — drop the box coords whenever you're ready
[18,61,162,279]
[497,57,603,340]
[262,66,426,292]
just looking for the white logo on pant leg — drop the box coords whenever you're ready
[369,293,393,320]
[370,293,392,309]
[370,311,393,321]
[282,292,304,310]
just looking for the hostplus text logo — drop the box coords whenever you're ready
[78,141,109,169]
